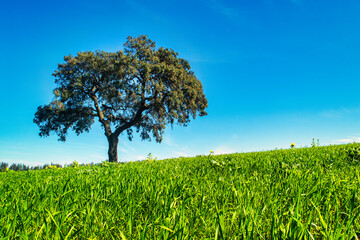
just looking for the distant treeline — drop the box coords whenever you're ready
[0,162,63,172]
[0,161,99,172]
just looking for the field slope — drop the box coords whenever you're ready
[1,143,360,239]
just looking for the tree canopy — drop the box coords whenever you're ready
[34,35,208,162]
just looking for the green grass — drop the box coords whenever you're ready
[1,143,360,239]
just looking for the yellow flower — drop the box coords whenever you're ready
[210,150,214,153]
[5,167,9,172]
[87,164,90,166]
[45,167,48,169]
[290,143,295,148]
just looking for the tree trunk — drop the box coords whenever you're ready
[107,134,119,162]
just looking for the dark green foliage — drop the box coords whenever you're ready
[9,163,29,171]
[34,35,208,162]
[0,162,8,172]
[1,143,360,239]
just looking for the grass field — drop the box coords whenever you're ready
[1,143,360,239]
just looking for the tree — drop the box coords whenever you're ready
[34,35,208,162]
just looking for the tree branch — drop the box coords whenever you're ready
[113,105,148,137]
[91,93,112,136]
[112,72,149,137]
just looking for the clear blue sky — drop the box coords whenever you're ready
[1,0,360,166]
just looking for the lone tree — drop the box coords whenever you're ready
[34,35,208,162]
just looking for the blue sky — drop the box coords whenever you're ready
[1,0,360,166]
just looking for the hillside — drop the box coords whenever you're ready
[1,143,360,239]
